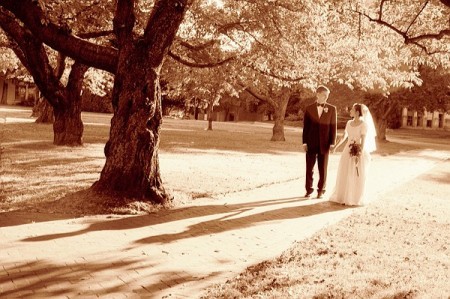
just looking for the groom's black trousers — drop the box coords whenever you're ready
[305,150,329,194]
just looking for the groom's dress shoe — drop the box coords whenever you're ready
[304,192,313,198]
[317,191,325,199]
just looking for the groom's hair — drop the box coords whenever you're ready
[316,85,330,95]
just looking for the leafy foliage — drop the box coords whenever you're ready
[393,65,450,112]
[352,0,450,58]
[0,47,20,75]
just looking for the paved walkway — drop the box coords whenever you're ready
[0,149,448,298]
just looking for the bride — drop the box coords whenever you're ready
[329,103,377,206]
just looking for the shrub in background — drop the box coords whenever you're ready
[81,90,113,113]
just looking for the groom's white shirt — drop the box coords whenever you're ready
[317,105,324,118]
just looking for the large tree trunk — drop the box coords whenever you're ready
[207,102,213,130]
[35,98,54,123]
[224,108,230,122]
[376,118,388,141]
[92,0,187,203]
[194,103,199,120]
[207,119,213,130]
[93,46,169,203]
[271,92,290,141]
[375,99,394,142]
[53,63,88,146]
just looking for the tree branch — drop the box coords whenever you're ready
[242,61,306,83]
[405,1,429,35]
[354,7,449,55]
[143,0,188,59]
[179,40,216,51]
[113,0,135,47]
[168,50,235,68]
[439,0,450,8]
[8,40,29,70]
[54,53,66,80]
[241,84,273,105]
[0,40,11,48]
[238,0,306,13]
[0,8,66,107]
[77,30,114,39]
[0,0,118,73]
[217,19,277,56]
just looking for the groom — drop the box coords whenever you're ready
[302,85,337,199]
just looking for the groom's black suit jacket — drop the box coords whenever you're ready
[302,102,337,154]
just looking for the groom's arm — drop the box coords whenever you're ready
[330,106,337,146]
[302,107,310,151]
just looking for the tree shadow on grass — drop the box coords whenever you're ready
[423,163,450,184]
[0,258,212,298]
[0,211,77,227]
[19,198,351,244]
[5,140,57,151]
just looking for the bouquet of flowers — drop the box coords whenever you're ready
[349,140,362,176]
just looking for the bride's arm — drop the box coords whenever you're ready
[360,134,366,151]
[360,122,368,151]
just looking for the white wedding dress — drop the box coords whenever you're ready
[329,120,371,206]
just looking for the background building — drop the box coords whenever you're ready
[0,76,38,106]
[401,108,450,130]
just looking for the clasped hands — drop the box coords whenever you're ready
[330,144,336,153]
[303,144,336,153]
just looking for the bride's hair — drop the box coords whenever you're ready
[353,103,362,118]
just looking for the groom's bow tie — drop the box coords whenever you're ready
[317,103,325,107]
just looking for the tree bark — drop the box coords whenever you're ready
[224,108,230,121]
[376,119,387,141]
[93,46,169,203]
[91,0,187,203]
[194,101,199,120]
[375,99,395,142]
[35,98,54,123]
[207,119,213,130]
[207,102,213,130]
[53,63,88,146]
[271,91,290,141]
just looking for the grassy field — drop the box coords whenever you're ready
[1,106,449,298]
[0,107,308,214]
[1,106,449,214]
[0,106,440,214]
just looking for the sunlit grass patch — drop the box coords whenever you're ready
[160,118,303,154]
[0,141,105,213]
